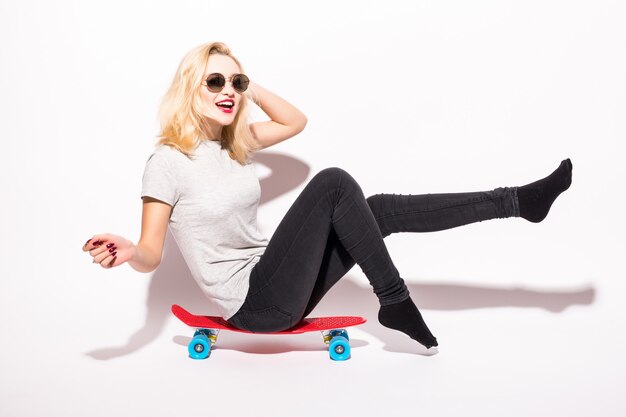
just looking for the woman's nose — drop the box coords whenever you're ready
[221,80,236,95]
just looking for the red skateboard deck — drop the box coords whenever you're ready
[172,304,366,334]
[171,304,366,361]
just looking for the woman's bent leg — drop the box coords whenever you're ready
[228,167,409,333]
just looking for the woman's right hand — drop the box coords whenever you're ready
[82,233,135,269]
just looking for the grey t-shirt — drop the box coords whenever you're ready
[141,139,268,319]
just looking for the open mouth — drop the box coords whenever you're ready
[216,99,234,113]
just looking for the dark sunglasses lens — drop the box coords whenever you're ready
[206,74,225,92]
[232,74,249,93]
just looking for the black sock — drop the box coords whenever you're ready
[378,297,438,349]
[518,158,573,223]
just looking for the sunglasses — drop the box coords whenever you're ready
[203,73,250,94]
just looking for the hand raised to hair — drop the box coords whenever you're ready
[82,233,134,269]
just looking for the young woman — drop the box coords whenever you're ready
[82,41,572,350]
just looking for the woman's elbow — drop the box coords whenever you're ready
[296,114,308,133]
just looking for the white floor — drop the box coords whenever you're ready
[4,184,624,417]
[2,1,625,416]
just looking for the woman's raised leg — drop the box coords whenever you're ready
[302,159,572,324]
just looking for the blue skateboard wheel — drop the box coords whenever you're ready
[329,335,350,361]
[189,334,211,360]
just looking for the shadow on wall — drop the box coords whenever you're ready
[85,152,596,360]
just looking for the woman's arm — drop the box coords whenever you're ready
[83,197,171,272]
[247,81,307,150]
[128,197,171,272]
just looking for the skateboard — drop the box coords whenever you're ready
[172,304,366,361]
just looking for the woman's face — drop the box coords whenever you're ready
[199,54,244,128]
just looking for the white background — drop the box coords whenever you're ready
[1,1,625,416]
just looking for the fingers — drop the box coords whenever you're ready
[83,234,116,252]
[83,234,118,268]
[82,238,93,251]
[91,242,118,261]
[93,247,118,268]
[95,253,118,268]
[82,235,108,252]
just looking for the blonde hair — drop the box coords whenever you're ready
[157,41,260,165]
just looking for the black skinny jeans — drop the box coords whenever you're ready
[227,167,520,332]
